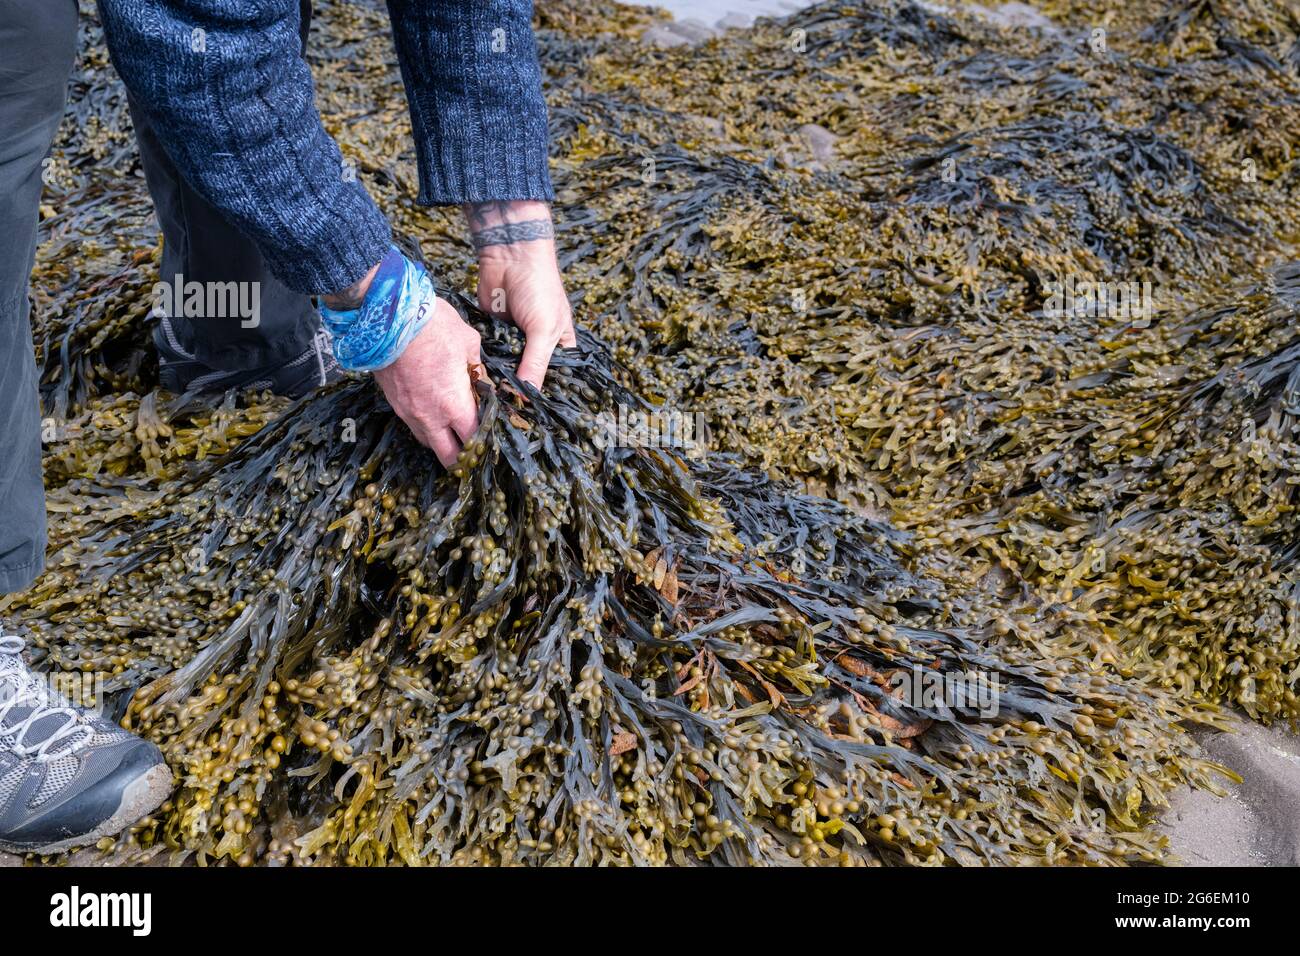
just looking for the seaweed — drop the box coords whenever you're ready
[8,297,1221,865]
[524,0,1300,718]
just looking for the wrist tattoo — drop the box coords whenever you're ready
[470,219,554,251]
[466,200,555,250]
[466,200,511,230]
[324,274,371,311]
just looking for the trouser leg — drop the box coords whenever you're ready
[0,0,79,595]
[126,0,318,372]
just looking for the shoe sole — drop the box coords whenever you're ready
[0,762,174,856]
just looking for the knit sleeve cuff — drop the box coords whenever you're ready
[261,200,394,296]
[414,142,556,207]
[388,0,556,207]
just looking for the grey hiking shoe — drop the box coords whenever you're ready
[154,315,342,399]
[0,635,173,854]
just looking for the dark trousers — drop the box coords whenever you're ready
[0,0,316,594]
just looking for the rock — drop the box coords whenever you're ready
[1159,715,1300,866]
[914,0,950,11]
[642,25,691,47]
[797,123,838,164]
[668,18,719,43]
[643,16,720,46]
[985,2,1057,32]
[685,113,726,138]
[716,12,755,30]
[919,1,1059,32]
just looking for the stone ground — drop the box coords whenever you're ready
[1158,717,1300,866]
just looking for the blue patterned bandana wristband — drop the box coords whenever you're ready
[320,247,437,372]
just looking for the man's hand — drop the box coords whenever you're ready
[465,200,576,390]
[372,296,482,468]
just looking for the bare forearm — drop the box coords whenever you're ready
[463,201,554,254]
[322,261,381,311]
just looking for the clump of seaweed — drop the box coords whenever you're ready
[8,296,1221,865]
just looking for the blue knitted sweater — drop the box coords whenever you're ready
[97,0,554,294]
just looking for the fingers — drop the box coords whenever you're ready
[516,329,559,391]
[516,311,579,389]
[427,427,462,469]
[372,299,483,469]
[448,371,480,447]
[478,259,576,388]
[449,327,483,444]
[479,283,507,320]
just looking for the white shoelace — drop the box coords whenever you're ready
[0,636,94,760]
[314,329,335,386]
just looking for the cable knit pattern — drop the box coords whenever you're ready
[96,0,554,295]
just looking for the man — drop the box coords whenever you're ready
[0,0,574,853]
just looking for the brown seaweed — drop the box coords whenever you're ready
[9,297,1221,865]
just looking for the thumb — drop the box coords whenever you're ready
[516,329,559,391]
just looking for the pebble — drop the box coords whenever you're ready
[797,123,838,165]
